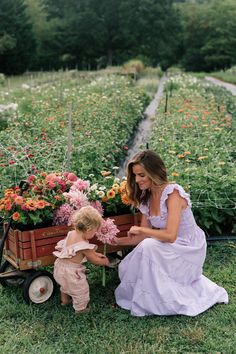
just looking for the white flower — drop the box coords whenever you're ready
[90,183,98,191]
[99,186,106,191]
[96,190,105,198]
[113,177,120,183]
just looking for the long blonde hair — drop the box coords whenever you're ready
[70,206,102,232]
[126,150,168,206]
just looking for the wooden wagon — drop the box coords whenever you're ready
[0,213,141,304]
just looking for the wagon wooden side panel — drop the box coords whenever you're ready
[4,213,141,270]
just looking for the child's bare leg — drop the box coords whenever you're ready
[60,291,72,305]
[75,307,90,315]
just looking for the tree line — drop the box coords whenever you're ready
[0,0,236,75]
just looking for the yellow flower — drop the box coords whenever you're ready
[171,172,179,177]
[218,162,225,166]
[112,183,120,193]
[107,189,116,199]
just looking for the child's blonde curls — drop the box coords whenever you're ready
[70,206,103,232]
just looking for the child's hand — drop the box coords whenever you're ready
[100,256,110,266]
[96,253,110,266]
[103,257,110,266]
[96,252,107,259]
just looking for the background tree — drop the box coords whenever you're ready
[179,0,236,71]
[0,0,35,74]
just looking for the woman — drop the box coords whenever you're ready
[114,150,228,316]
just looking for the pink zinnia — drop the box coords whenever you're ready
[27,175,36,183]
[70,179,90,192]
[67,173,78,182]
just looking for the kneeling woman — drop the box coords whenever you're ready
[114,150,228,317]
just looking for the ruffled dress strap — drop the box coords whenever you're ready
[160,184,192,218]
[138,202,149,217]
[53,232,97,260]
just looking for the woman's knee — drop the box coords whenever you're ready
[139,238,158,250]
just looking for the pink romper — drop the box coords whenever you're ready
[53,232,97,312]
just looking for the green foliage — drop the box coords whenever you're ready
[123,59,145,77]
[0,0,35,74]
[179,0,236,71]
[0,73,5,86]
[210,65,236,85]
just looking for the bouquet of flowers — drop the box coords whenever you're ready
[0,172,78,229]
[0,170,133,230]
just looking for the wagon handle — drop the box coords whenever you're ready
[0,180,29,265]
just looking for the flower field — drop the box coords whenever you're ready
[0,71,149,193]
[148,74,236,236]
[0,70,235,236]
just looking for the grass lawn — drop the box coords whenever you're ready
[0,241,235,354]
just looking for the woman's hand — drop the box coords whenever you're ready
[110,236,121,245]
[128,226,142,237]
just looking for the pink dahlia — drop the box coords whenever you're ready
[53,203,74,225]
[95,218,119,244]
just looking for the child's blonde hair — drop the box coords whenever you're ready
[70,206,102,232]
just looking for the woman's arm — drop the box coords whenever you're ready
[129,190,187,243]
[82,249,110,266]
[113,214,151,246]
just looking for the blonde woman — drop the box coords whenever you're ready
[114,150,228,317]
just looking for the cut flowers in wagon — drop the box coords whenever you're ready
[0,170,133,233]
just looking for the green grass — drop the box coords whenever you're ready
[0,242,235,353]
[210,73,236,85]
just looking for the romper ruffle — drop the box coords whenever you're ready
[53,231,97,262]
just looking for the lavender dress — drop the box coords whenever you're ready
[115,184,228,317]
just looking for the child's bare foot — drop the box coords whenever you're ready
[61,299,72,306]
[60,292,72,306]
[75,307,90,314]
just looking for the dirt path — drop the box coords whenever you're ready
[117,75,168,178]
[205,76,236,96]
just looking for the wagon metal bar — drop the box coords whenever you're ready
[0,218,13,264]
[0,269,26,279]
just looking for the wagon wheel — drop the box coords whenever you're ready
[23,270,56,304]
[0,260,25,287]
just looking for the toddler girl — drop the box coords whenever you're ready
[53,205,110,314]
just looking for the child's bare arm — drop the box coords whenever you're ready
[82,249,110,266]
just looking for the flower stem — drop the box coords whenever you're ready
[102,243,107,287]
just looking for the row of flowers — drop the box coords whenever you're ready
[149,73,235,235]
[0,74,148,192]
[0,171,132,235]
